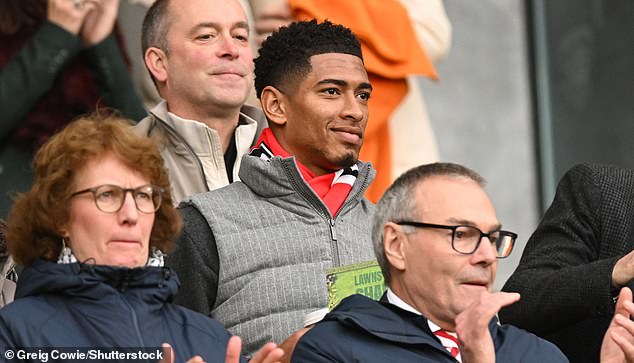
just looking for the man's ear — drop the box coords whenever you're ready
[384,222,406,272]
[260,86,288,126]
[145,47,168,83]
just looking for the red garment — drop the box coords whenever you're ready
[253,128,353,216]
[434,329,461,358]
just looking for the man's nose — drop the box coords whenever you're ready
[217,35,240,58]
[472,236,497,264]
[341,93,365,122]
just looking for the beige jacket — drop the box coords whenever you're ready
[134,101,267,204]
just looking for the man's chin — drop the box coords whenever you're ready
[210,97,249,110]
[335,154,358,169]
[205,88,250,107]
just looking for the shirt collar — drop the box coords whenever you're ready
[386,287,422,315]
[386,287,446,334]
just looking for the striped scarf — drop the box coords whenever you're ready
[250,128,358,216]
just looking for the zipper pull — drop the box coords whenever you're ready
[329,219,337,241]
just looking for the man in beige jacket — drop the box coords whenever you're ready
[133,0,266,204]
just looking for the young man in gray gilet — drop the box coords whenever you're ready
[167,20,376,357]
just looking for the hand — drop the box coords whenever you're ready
[253,3,292,49]
[160,343,204,363]
[454,291,520,363]
[277,327,312,363]
[47,0,97,35]
[600,287,634,362]
[160,337,283,363]
[612,251,634,288]
[225,336,284,363]
[80,0,120,46]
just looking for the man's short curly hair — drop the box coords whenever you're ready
[254,19,363,98]
[6,113,182,267]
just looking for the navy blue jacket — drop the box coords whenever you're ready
[292,294,568,362]
[0,259,245,362]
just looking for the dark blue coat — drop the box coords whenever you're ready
[292,294,568,362]
[0,259,245,362]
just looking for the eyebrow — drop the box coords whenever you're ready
[189,21,250,36]
[316,79,373,91]
[447,217,502,231]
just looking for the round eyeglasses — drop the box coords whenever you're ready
[70,184,164,214]
[393,221,517,258]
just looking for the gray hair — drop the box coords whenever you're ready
[372,162,486,285]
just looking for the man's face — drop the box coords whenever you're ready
[277,53,371,175]
[397,176,499,329]
[161,0,253,116]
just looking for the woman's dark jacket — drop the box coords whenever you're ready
[0,259,244,362]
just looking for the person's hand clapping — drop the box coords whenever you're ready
[601,287,634,362]
[455,291,520,363]
[253,3,292,48]
[226,336,284,363]
[80,0,120,45]
[47,0,97,35]
[159,337,283,363]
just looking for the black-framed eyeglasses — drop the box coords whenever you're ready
[70,184,163,214]
[393,221,517,258]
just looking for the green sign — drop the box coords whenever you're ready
[326,260,386,310]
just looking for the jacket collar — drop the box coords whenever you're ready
[328,294,500,346]
[146,100,266,135]
[237,153,375,203]
[16,259,179,306]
